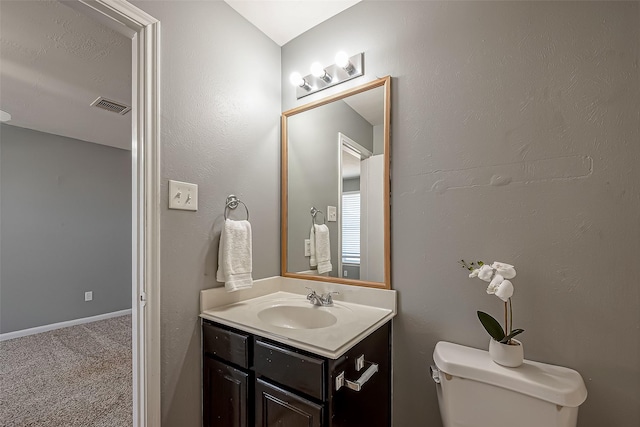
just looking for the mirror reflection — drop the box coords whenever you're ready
[282,77,390,287]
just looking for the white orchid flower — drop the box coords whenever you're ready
[486,274,504,294]
[463,258,522,345]
[494,279,514,302]
[491,262,516,279]
[477,265,494,282]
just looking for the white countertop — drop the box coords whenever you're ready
[200,276,396,359]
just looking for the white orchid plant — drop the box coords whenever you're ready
[460,260,524,346]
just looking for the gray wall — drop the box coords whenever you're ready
[282,2,640,426]
[343,178,360,192]
[0,124,131,333]
[131,2,281,426]
[287,100,373,275]
[373,125,383,155]
[342,264,359,280]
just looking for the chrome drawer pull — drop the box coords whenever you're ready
[335,362,379,392]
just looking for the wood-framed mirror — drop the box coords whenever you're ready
[281,76,391,289]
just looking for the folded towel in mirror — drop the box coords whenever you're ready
[311,224,332,275]
[309,226,317,268]
[216,219,253,292]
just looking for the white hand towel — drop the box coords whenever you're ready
[216,219,253,292]
[309,226,317,268]
[313,224,332,275]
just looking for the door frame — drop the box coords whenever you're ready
[75,1,161,426]
[337,132,371,279]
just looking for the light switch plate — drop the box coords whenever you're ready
[169,180,198,211]
[304,239,311,256]
[327,205,337,222]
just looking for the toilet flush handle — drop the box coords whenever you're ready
[430,365,441,384]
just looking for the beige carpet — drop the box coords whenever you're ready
[0,315,132,427]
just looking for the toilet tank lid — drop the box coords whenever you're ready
[433,341,587,407]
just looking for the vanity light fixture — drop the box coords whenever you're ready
[290,52,364,99]
[289,72,313,91]
[310,62,333,83]
[334,51,356,74]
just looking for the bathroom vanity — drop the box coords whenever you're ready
[203,319,390,427]
[201,76,395,426]
[200,277,396,427]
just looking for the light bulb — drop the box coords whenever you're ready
[289,72,304,87]
[310,62,325,78]
[334,51,350,68]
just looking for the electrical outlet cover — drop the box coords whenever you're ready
[327,205,337,221]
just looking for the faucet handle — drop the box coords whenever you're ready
[305,287,318,299]
[322,291,339,305]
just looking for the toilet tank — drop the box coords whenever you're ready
[432,341,587,427]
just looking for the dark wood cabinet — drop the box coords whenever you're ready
[254,339,326,401]
[256,379,323,427]
[202,320,390,427]
[203,351,251,427]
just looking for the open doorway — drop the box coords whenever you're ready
[338,133,371,280]
[0,0,160,425]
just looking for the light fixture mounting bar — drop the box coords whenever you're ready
[295,53,364,99]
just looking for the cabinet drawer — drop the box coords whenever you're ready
[203,322,250,369]
[254,339,325,400]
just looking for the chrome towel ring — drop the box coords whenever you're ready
[224,195,249,220]
[310,206,326,227]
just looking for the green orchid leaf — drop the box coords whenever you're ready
[477,311,505,341]
[500,328,524,344]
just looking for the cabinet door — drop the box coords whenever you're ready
[204,356,250,427]
[255,379,323,427]
[328,322,391,427]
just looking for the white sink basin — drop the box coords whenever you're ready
[201,289,396,357]
[258,305,338,329]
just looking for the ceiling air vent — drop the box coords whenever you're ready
[90,97,131,115]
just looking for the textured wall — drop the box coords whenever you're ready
[132,2,281,426]
[287,100,373,275]
[0,125,131,333]
[282,1,640,426]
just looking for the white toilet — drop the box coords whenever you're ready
[431,341,587,427]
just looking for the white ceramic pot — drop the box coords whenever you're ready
[489,338,524,367]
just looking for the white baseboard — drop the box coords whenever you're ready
[0,309,132,342]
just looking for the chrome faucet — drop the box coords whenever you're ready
[305,288,339,306]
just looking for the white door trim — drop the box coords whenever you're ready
[76,1,161,426]
[337,132,371,278]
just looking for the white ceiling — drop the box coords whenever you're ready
[224,0,361,46]
[0,0,131,150]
